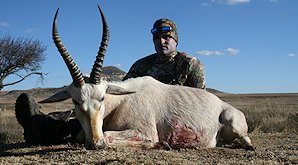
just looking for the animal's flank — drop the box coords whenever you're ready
[168,115,206,148]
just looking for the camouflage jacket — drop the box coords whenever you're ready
[123,52,206,89]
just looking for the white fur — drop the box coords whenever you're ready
[66,76,253,149]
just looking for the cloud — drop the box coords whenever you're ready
[197,48,240,56]
[268,0,279,3]
[202,0,277,6]
[197,50,224,56]
[0,21,9,27]
[225,48,240,55]
[202,0,250,6]
[225,0,250,5]
[288,53,296,57]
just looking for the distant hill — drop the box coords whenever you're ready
[101,66,126,81]
[3,86,67,98]
[102,66,126,75]
[206,88,224,94]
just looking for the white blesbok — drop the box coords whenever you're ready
[41,4,254,150]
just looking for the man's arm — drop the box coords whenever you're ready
[186,59,206,89]
[122,61,144,81]
[122,55,154,81]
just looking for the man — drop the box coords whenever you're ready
[123,18,205,88]
[15,18,206,145]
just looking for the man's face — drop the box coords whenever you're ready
[153,34,177,57]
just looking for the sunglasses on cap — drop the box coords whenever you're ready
[151,26,173,34]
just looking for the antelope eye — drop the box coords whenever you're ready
[99,97,104,102]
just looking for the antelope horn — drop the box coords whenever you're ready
[52,8,85,87]
[89,3,110,84]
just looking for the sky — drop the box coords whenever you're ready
[0,0,297,94]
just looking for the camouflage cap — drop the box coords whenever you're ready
[152,18,178,43]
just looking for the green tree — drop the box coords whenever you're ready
[0,34,47,90]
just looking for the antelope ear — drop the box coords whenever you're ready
[106,85,136,95]
[39,90,71,103]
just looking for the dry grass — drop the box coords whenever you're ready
[0,110,23,144]
[243,102,297,133]
[217,93,298,134]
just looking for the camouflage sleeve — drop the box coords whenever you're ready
[122,61,144,81]
[186,58,206,89]
[122,54,155,81]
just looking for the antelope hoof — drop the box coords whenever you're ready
[85,139,107,150]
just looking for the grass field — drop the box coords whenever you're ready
[0,89,297,164]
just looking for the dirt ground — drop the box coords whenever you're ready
[0,89,297,164]
[0,133,297,164]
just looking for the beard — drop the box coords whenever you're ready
[156,45,172,56]
[155,45,177,62]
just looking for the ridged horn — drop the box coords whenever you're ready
[52,8,85,87]
[89,3,110,84]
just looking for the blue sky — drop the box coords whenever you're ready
[1,0,297,93]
